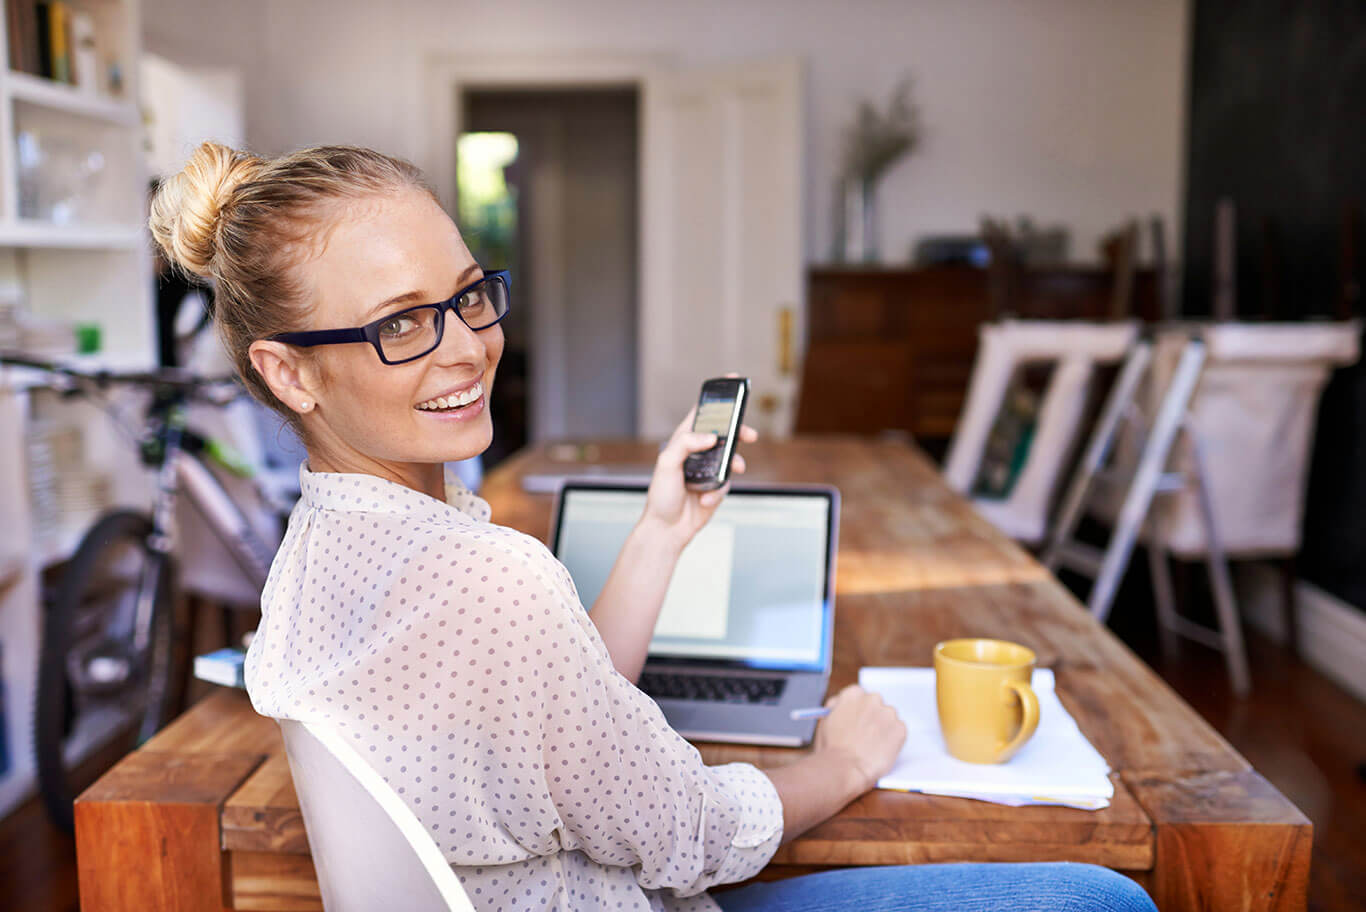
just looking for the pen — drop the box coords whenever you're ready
[789,706,831,721]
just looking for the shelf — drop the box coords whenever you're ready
[0,0,148,828]
[0,218,144,249]
[5,71,138,126]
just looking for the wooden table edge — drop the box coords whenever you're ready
[74,748,267,911]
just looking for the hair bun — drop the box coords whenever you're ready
[148,141,264,279]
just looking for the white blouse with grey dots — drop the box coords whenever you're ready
[245,463,784,911]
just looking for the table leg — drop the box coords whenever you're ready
[1124,769,1312,911]
[75,750,263,912]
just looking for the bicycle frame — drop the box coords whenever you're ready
[141,402,277,626]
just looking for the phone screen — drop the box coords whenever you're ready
[694,387,739,437]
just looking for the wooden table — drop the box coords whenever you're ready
[74,438,1310,911]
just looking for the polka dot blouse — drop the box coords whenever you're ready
[245,463,784,911]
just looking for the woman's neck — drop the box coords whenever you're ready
[307,448,446,501]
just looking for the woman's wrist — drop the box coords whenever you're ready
[633,513,690,560]
[814,745,877,801]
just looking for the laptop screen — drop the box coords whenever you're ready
[551,484,837,672]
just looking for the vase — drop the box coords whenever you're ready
[842,178,879,263]
[829,177,847,263]
[859,179,879,263]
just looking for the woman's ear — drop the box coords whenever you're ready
[249,340,319,415]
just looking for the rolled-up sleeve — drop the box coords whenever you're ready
[695,762,784,885]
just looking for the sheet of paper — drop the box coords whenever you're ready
[654,522,734,639]
[858,667,1114,810]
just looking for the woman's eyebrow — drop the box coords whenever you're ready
[363,266,483,321]
[363,290,426,320]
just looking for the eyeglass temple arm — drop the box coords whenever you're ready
[269,328,369,346]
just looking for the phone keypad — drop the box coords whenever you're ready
[685,445,725,482]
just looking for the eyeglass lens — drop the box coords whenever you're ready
[376,277,508,363]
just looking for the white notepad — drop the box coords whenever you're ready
[858,667,1114,810]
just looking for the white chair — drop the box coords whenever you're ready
[945,319,1139,544]
[277,719,475,912]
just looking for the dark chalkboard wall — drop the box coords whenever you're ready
[1182,1,1366,606]
[1183,0,1365,317]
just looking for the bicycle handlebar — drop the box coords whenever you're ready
[0,351,242,405]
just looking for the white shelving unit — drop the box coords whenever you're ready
[0,0,152,820]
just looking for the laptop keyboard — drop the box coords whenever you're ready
[638,671,787,705]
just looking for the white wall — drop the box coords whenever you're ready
[143,0,1189,264]
[142,54,245,180]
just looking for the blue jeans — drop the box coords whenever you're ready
[714,862,1156,912]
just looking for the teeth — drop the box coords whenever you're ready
[416,382,481,411]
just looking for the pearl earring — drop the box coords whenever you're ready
[299,400,312,411]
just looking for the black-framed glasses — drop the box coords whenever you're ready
[268,270,511,365]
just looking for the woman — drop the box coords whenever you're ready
[149,141,1156,912]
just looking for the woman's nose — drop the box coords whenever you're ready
[433,309,486,366]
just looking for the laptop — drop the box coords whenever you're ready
[551,481,839,746]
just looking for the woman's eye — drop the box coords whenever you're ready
[459,290,487,312]
[379,315,418,338]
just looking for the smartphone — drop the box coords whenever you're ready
[683,377,750,491]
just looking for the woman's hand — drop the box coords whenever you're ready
[640,407,758,553]
[812,685,908,794]
[762,685,907,844]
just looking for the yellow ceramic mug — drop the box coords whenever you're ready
[933,638,1040,764]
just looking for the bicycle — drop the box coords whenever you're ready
[1,352,292,832]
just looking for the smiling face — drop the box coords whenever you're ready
[249,187,503,492]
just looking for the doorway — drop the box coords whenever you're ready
[460,88,639,466]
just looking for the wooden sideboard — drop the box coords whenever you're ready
[795,265,1159,441]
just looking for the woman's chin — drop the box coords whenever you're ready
[415,406,493,462]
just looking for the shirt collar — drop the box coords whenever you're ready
[297,460,492,524]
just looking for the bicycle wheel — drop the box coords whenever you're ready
[34,510,183,832]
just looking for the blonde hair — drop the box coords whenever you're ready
[148,141,437,424]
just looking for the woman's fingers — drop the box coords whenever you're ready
[824,683,862,708]
[732,453,746,475]
[667,407,698,445]
[738,424,759,443]
[700,483,730,507]
[657,431,717,471]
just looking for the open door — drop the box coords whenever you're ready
[639,59,803,438]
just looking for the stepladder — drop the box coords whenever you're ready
[1043,338,1252,695]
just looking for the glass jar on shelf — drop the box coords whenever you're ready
[16,127,109,224]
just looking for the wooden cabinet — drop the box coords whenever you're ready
[796,265,1157,441]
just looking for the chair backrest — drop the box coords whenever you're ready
[277,719,475,912]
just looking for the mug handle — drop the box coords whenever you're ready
[997,680,1040,762]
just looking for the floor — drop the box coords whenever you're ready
[3,588,1365,911]
[1117,625,1366,910]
